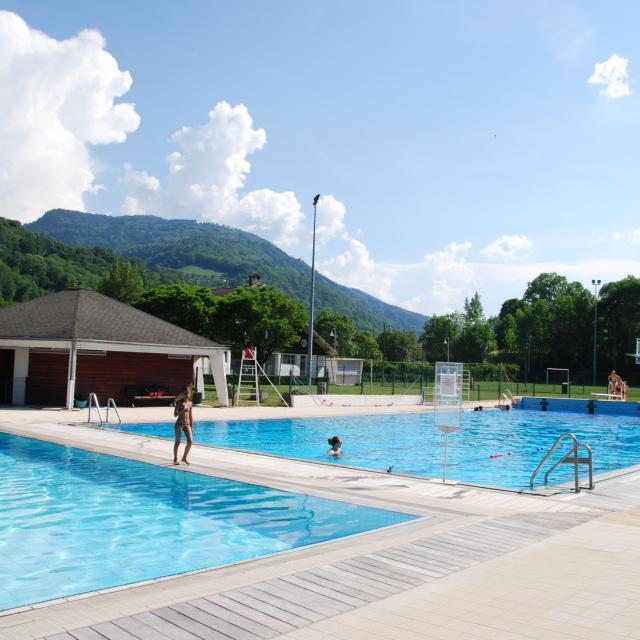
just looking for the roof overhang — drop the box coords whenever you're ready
[0,338,225,358]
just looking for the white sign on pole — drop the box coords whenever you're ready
[434,361,464,482]
[636,338,640,365]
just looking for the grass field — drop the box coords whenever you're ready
[201,380,640,407]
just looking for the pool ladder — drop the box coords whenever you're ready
[529,433,594,492]
[88,392,121,425]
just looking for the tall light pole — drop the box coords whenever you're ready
[592,279,601,386]
[307,194,320,389]
[444,337,449,362]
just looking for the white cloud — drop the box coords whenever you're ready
[0,11,140,222]
[315,195,347,245]
[121,101,316,247]
[480,234,532,261]
[588,54,630,98]
[611,228,640,244]
[318,238,396,303]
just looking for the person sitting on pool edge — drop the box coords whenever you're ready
[326,435,342,456]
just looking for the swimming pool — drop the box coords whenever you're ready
[108,410,640,489]
[0,433,417,612]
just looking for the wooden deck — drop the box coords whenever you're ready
[43,511,595,640]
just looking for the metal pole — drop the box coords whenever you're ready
[307,195,320,389]
[592,279,601,386]
[443,432,449,483]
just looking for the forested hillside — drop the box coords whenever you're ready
[0,217,174,307]
[28,209,426,332]
[0,217,118,305]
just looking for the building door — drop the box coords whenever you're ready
[0,349,14,405]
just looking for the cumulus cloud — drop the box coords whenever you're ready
[588,54,630,98]
[0,11,140,222]
[480,234,532,261]
[121,101,315,247]
[318,238,396,303]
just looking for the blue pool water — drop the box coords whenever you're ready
[0,433,417,612]
[109,410,640,489]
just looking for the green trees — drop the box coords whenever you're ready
[420,293,495,363]
[377,329,421,362]
[421,313,463,361]
[598,276,640,370]
[314,310,357,356]
[98,260,145,304]
[210,285,307,365]
[352,331,383,360]
[457,293,496,362]
[137,284,220,336]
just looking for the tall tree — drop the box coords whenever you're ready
[352,330,383,360]
[458,293,496,362]
[377,329,420,362]
[209,285,306,364]
[599,276,640,373]
[421,313,464,361]
[314,309,357,357]
[136,284,219,336]
[98,260,145,304]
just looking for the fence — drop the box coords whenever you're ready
[204,366,640,406]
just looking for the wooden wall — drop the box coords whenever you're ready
[26,351,193,406]
[26,352,68,406]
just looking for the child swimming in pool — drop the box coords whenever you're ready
[173,384,194,465]
[326,435,342,456]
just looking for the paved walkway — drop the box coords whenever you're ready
[42,512,595,640]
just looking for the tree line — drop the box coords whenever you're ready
[101,258,639,384]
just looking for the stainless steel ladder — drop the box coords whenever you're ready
[88,393,122,425]
[529,432,594,492]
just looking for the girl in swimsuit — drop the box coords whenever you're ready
[173,385,194,465]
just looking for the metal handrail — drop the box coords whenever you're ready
[529,432,594,492]
[105,397,121,424]
[88,392,104,425]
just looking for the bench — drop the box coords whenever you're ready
[125,386,176,407]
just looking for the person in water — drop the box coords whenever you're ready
[326,435,342,456]
[173,384,194,465]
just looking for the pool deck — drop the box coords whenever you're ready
[2,404,640,640]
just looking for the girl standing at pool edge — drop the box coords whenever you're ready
[173,384,194,465]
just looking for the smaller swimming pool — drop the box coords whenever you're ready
[0,433,417,612]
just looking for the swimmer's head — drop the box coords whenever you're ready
[327,435,342,447]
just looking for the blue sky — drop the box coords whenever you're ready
[1,1,639,316]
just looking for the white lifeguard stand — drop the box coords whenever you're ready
[433,361,463,483]
[236,347,260,406]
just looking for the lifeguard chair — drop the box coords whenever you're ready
[236,347,260,406]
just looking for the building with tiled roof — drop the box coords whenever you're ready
[0,288,229,408]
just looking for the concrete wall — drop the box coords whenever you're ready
[291,394,422,408]
[517,396,640,417]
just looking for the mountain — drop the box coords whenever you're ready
[28,209,426,333]
[0,216,174,307]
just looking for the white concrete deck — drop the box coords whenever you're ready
[2,404,640,639]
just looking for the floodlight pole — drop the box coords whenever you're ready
[592,279,601,386]
[444,337,450,362]
[307,194,320,389]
